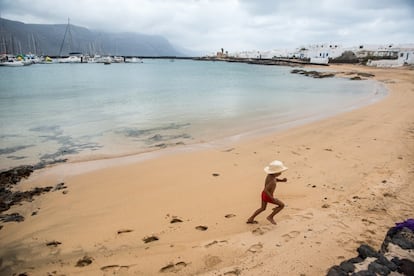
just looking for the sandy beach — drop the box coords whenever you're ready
[1,64,413,275]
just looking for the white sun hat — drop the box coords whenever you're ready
[264,160,288,174]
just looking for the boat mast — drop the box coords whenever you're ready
[58,18,71,56]
[0,15,7,54]
[11,35,15,54]
[31,33,37,54]
[1,37,6,53]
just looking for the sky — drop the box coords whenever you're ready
[1,0,413,54]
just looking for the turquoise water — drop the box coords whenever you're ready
[0,60,386,170]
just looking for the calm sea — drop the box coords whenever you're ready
[0,60,386,171]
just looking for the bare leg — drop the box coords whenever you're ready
[266,198,285,225]
[247,201,267,223]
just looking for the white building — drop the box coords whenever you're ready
[360,44,414,67]
[399,49,414,64]
[293,44,344,64]
[297,43,414,66]
[300,44,344,59]
[222,43,414,67]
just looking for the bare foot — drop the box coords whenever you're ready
[246,220,258,224]
[266,217,277,225]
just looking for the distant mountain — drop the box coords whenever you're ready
[0,18,186,57]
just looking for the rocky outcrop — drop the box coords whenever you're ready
[291,69,335,78]
[0,165,67,224]
[327,219,414,275]
[0,165,34,187]
[291,69,375,81]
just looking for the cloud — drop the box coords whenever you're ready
[1,0,413,53]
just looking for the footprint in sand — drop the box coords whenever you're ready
[247,243,263,253]
[335,221,350,230]
[361,218,376,225]
[204,255,222,268]
[336,236,357,248]
[170,218,183,223]
[160,262,188,273]
[225,214,236,218]
[204,240,228,248]
[251,226,272,236]
[117,229,134,234]
[224,268,242,275]
[97,245,114,257]
[143,235,159,243]
[329,213,339,219]
[195,225,208,231]
[101,265,129,273]
[46,240,62,247]
[298,212,314,220]
[282,231,300,242]
[75,256,94,267]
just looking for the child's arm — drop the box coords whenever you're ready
[276,178,287,182]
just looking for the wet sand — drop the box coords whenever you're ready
[1,64,413,275]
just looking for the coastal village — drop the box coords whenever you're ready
[1,17,413,67]
[210,43,414,67]
[1,43,414,67]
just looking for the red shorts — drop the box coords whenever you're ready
[261,191,275,204]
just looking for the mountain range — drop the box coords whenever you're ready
[0,18,186,57]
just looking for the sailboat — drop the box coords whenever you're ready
[0,59,26,66]
[0,54,32,66]
[58,18,83,63]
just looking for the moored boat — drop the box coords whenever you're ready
[125,57,143,63]
[91,55,113,64]
[58,52,84,63]
[0,54,33,66]
[0,59,26,66]
[112,56,124,63]
[40,56,55,64]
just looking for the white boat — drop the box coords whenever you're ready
[0,56,32,66]
[125,57,143,63]
[40,56,55,64]
[58,52,83,63]
[0,60,26,66]
[58,55,82,63]
[25,54,41,64]
[112,56,124,63]
[101,56,112,64]
[92,55,112,63]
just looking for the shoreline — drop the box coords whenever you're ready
[0,74,386,180]
[1,64,413,275]
[0,64,386,172]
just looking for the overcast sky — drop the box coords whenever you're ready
[1,0,413,54]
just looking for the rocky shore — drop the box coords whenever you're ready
[0,165,67,225]
[198,56,379,81]
[328,220,414,275]
[290,68,376,80]
[195,56,315,66]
